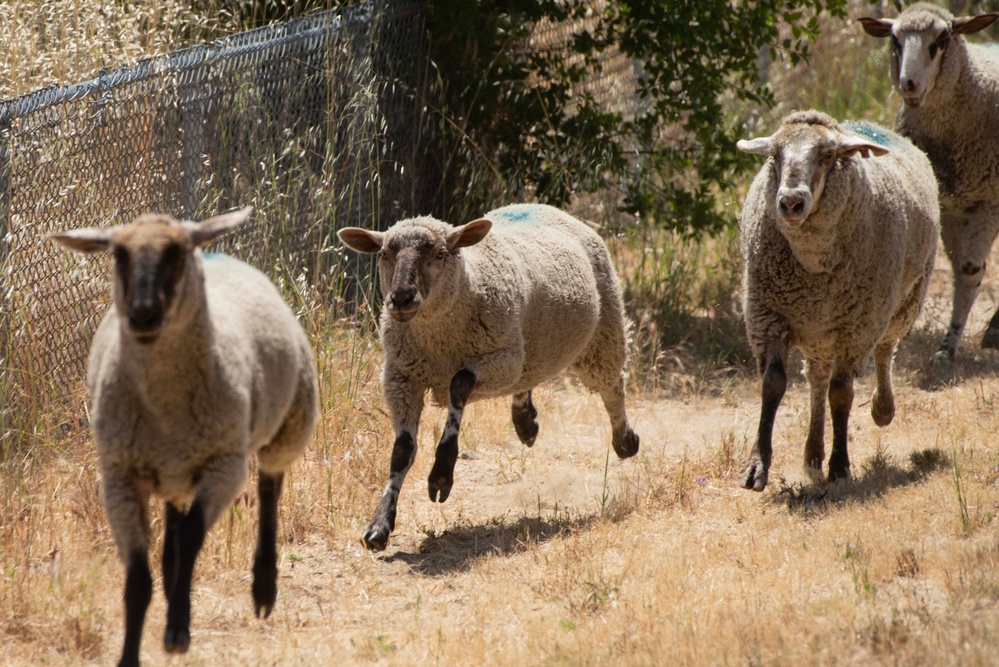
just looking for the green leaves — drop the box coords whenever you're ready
[429,0,851,236]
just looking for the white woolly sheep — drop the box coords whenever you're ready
[337,203,639,551]
[860,4,999,375]
[51,207,319,667]
[737,111,939,491]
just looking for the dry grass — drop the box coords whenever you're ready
[4,2,999,665]
[2,239,999,666]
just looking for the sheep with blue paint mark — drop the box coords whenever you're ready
[51,208,318,667]
[338,203,639,551]
[860,4,999,375]
[737,111,939,491]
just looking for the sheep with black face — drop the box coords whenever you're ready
[51,207,318,667]
[338,203,639,551]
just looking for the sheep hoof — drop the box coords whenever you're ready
[827,463,851,484]
[982,327,999,349]
[361,526,390,552]
[612,428,639,458]
[252,576,277,619]
[428,475,453,503]
[739,460,768,492]
[871,392,895,427]
[513,419,538,447]
[163,627,191,654]
[512,399,539,446]
[928,350,955,386]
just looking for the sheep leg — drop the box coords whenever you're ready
[827,365,854,483]
[164,454,247,654]
[803,360,831,480]
[428,368,476,503]
[571,351,638,458]
[935,211,999,363]
[363,371,423,551]
[511,391,539,446]
[741,340,787,492]
[984,308,999,348]
[252,471,283,619]
[104,478,152,667]
[120,548,153,667]
[163,501,205,655]
[597,379,639,458]
[162,502,182,599]
[871,340,897,427]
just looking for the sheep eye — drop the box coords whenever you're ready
[436,248,447,260]
[891,35,901,51]
[161,243,183,267]
[113,246,130,271]
[928,43,938,59]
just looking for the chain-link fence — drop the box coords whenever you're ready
[0,0,441,407]
[0,0,635,419]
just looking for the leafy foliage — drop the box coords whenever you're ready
[428,0,855,235]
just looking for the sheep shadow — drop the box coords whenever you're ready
[383,510,603,577]
[768,446,949,514]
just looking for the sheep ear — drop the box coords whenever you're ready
[952,14,999,36]
[337,227,386,254]
[737,137,773,156]
[49,227,118,254]
[185,206,253,247]
[837,136,889,159]
[857,17,894,38]
[446,218,492,251]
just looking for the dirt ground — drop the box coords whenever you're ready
[3,244,999,666]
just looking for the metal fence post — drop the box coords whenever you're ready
[0,109,11,374]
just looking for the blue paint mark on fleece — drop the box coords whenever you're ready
[202,252,229,261]
[842,120,896,148]
[495,204,544,222]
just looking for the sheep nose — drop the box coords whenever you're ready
[777,191,808,219]
[128,301,163,334]
[390,287,418,309]
[903,79,917,92]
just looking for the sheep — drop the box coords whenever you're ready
[736,110,939,491]
[50,207,319,667]
[859,5,999,376]
[337,203,640,551]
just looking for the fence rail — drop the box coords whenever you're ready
[0,0,433,401]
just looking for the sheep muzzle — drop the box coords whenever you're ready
[386,287,422,322]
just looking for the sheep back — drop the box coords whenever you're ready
[383,203,625,406]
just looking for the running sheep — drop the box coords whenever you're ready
[337,203,640,551]
[860,4,999,376]
[737,111,939,491]
[51,207,319,667]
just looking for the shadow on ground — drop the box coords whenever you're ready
[383,510,604,576]
[769,446,949,514]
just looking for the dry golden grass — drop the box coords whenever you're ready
[2,239,999,666]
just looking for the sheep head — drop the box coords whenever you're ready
[338,218,491,322]
[738,112,888,226]
[859,5,999,108]
[51,207,253,343]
